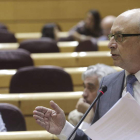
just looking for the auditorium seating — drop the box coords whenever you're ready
[0,103,26,131]
[0,66,123,93]
[0,92,82,130]
[0,49,34,69]
[10,66,73,93]
[0,41,110,52]
[74,39,98,52]
[0,29,17,43]
[19,38,60,53]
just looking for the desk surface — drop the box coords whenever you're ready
[0,130,58,140]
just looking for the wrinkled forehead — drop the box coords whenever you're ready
[111,10,140,34]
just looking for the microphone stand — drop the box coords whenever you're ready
[67,85,107,140]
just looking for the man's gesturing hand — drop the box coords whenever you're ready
[33,100,66,135]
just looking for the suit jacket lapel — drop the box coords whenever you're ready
[109,70,125,109]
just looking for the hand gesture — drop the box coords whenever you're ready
[33,100,66,135]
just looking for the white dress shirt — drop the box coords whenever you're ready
[57,70,140,140]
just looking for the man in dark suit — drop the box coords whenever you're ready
[33,8,140,140]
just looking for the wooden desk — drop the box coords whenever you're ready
[0,130,58,140]
[31,51,113,67]
[15,32,69,43]
[0,92,82,130]
[0,41,109,52]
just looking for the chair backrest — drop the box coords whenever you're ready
[0,49,34,69]
[19,38,59,53]
[75,39,98,52]
[0,29,17,43]
[0,103,26,131]
[10,66,73,93]
[0,23,8,30]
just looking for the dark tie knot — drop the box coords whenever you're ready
[126,75,138,85]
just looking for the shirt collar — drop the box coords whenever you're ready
[125,70,140,83]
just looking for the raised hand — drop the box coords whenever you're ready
[33,100,66,135]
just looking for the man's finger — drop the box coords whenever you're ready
[50,100,62,114]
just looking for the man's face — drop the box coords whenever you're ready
[82,75,99,104]
[85,13,94,30]
[108,13,140,73]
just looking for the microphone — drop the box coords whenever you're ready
[67,85,107,140]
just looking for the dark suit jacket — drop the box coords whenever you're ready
[74,70,125,140]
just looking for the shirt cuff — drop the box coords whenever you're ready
[56,121,74,140]
[79,122,90,130]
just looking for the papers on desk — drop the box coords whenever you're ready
[85,92,140,140]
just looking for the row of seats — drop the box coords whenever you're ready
[0,40,109,52]
[0,66,122,93]
[0,49,113,69]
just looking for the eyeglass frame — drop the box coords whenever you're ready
[108,33,140,42]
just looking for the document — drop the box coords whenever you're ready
[85,92,140,140]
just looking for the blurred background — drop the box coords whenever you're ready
[0,0,139,33]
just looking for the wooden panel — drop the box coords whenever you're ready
[0,88,9,93]
[31,51,113,67]
[0,1,14,20]
[14,0,91,20]
[77,51,113,67]
[31,52,78,67]
[0,0,139,32]
[0,70,16,87]
[25,116,44,131]
[0,130,57,140]
[0,94,19,107]
[19,92,82,115]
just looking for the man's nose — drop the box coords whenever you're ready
[108,38,117,49]
[82,89,88,97]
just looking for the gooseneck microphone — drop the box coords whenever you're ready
[67,85,107,140]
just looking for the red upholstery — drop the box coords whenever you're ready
[75,39,98,52]
[0,103,26,131]
[0,49,34,69]
[10,66,73,93]
[0,29,17,43]
[19,38,59,53]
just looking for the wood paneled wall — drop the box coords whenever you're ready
[0,0,139,33]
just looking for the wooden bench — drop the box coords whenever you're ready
[15,32,69,43]
[0,130,58,140]
[0,67,122,93]
[31,51,113,67]
[0,41,110,52]
[0,92,82,130]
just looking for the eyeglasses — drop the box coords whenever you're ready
[108,33,140,42]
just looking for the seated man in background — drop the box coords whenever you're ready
[98,15,116,41]
[68,64,117,129]
[0,113,7,132]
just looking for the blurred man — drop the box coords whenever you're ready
[98,15,116,41]
[68,64,116,129]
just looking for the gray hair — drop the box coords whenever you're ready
[82,64,117,83]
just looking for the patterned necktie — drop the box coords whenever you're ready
[126,75,137,96]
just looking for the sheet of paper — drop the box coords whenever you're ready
[85,92,140,140]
